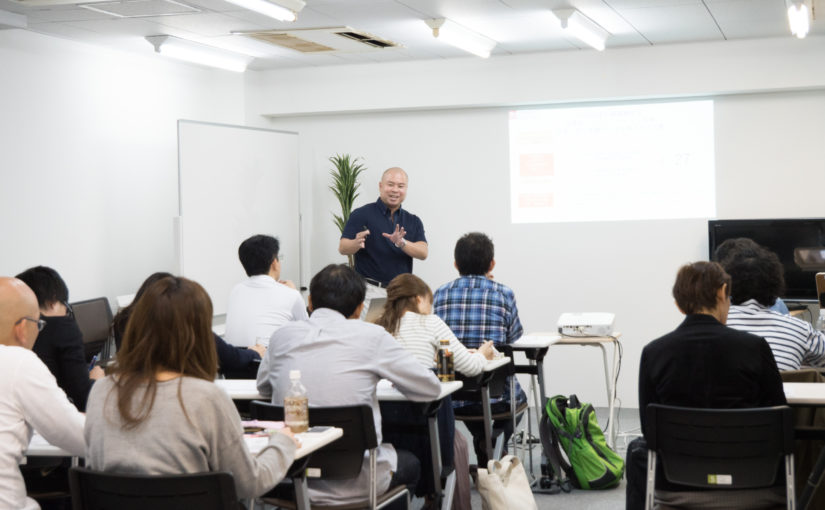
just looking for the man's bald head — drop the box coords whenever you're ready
[0,277,40,348]
[381,167,408,181]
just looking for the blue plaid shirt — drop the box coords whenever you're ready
[433,275,526,408]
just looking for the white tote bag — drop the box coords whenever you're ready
[477,455,538,510]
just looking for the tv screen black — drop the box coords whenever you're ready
[708,218,825,302]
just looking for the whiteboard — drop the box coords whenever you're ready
[177,120,300,315]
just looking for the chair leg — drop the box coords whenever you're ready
[645,450,656,510]
[786,454,796,510]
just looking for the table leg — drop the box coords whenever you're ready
[482,385,493,463]
[428,415,443,507]
[294,477,311,510]
[800,446,825,510]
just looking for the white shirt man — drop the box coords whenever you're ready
[0,277,85,510]
[224,235,308,348]
[224,274,308,348]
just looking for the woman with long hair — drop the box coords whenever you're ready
[376,273,493,510]
[84,275,296,499]
[375,273,493,373]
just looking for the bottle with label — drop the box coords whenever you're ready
[437,339,455,382]
[284,369,309,433]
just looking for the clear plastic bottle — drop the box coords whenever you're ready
[437,339,455,382]
[815,310,825,333]
[284,369,309,433]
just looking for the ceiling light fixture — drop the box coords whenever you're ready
[786,0,810,39]
[225,0,304,22]
[550,8,609,51]
[145,35,252,72]
[425,18,496,58]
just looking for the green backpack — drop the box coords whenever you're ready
[539,394,624,490]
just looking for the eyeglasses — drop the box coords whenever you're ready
[15,316,47,332]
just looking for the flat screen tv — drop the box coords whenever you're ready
[708,218,825,302]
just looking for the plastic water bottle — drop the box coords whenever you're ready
[284,370,309,433]
[815,310,825,333]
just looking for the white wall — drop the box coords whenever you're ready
[0,29,246,303]
[253,37,825,410]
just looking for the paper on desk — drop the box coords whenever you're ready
[515,334,561,346]
[377,379,394,392]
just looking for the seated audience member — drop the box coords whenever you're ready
[713,237,789,314]
[257,264,441,507]
[376,273,493,508]
[719,243,825,371]
[85,276,296,499]
[225,235,308,348]
[433,232,527,466]
[15,266,104,411]
[0,277,85,510]
[112,272,264,379]
[625,261,787,510]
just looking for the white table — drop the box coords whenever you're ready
[784,382,825,510]
[215,378,263,399]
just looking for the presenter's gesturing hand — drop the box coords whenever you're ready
[383,224,407,248]
[355,228,370,249]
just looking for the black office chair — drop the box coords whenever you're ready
[251,401,409,510]
[69,297,113,363]
[68,467,238,510]
[453,344,528,463]
[644,404,796,510]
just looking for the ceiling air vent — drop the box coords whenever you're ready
[239,26,400,54]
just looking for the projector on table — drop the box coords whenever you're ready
[557,313,615,337]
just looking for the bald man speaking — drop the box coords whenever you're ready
[339,167,428,316]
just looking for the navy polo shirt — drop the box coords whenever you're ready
[341,198,427,286]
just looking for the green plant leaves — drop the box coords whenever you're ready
[329,154,366,235]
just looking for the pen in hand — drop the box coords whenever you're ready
[89,354,98,372]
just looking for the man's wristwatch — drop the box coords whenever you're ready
[395,239,406,249]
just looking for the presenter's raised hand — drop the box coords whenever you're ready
[355,228,370,249]
[383,224,407,247]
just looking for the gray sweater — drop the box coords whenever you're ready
[85,376,295,498]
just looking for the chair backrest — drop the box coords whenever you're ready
[70,297,113,362]
[69,467,237,510]
[645,404,794,489]
[251,401,376,480]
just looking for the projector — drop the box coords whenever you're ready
[557,313,615,337]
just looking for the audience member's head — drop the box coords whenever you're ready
[238,235,280,277]
[454,232,495,276]
[113,275,217,428]
[672,261,732,317]
[308,264,365,318]
[720,246,785,307]
[376,273,433,335]
[0,277,41,349]
[112,272,173,345]
[712,237,761,265]
[15,266,68,311]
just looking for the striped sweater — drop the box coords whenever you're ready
[393,311,487,376]
[726,299,825,371]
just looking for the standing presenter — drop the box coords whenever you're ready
[339,167,428,318]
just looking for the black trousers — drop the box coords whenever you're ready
[625,437,648,510]
[457,401,518,468]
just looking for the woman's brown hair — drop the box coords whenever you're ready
[375,273,433,335]
[110,275,218,429]
[672,261,732,315]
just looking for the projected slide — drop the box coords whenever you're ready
[509,100,715,223]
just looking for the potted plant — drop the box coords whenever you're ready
[329,154,366,267]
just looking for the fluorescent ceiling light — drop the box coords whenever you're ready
[786,0,810,39]
[146,35,252,72]
[550,8,609,51]
[425,18,496,58]
[225,0,304,22]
